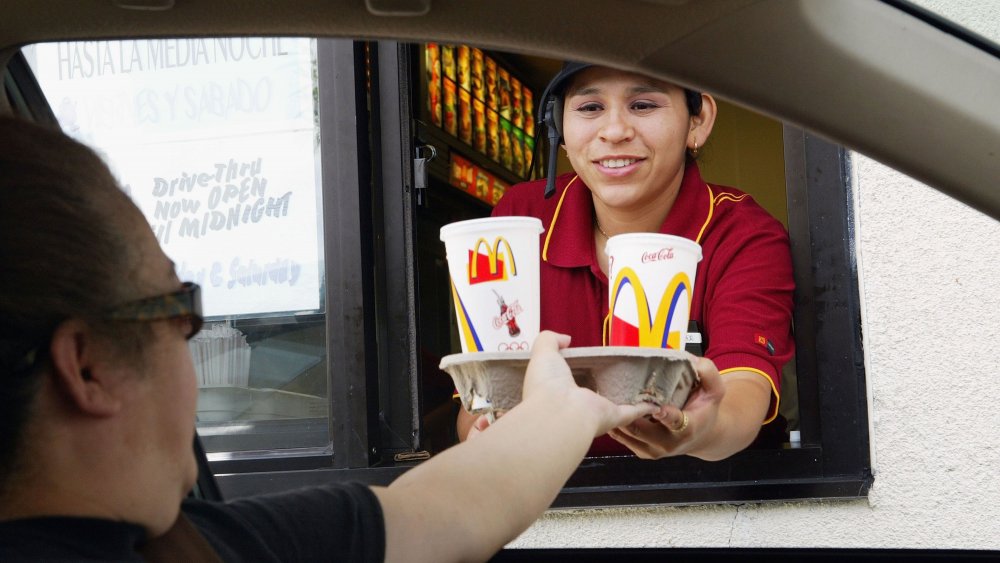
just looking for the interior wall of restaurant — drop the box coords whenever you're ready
[509,0,1000,550]
[699,99,787,227]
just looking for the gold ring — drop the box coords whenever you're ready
[671,411,689,433]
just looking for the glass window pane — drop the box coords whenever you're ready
[24,38,330,457]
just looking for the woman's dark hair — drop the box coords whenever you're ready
[0,116,147,490]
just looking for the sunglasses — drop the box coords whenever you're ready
[7,282,204,377]
[104,281,204,340]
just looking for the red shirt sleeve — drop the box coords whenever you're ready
[698,199,795,423]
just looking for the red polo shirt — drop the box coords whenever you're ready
[493,163,794,456]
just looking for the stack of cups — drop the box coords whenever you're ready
[440,217,544,353]
[605,233,703,350]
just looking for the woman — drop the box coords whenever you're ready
[458,63,795,461]
[0,116,659,562]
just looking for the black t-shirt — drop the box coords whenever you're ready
[0,482,385,562]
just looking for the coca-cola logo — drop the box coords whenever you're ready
[641,248,675,263]
[492,299,523,330]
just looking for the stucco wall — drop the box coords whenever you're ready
[511,1,1000,550]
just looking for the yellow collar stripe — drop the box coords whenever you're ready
[542,175,579,262]
[695,183,715,244]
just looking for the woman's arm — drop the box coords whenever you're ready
[373,331,658,563]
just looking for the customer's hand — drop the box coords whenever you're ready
[521,331,658,438]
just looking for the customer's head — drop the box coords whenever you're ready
[0,117,200,532]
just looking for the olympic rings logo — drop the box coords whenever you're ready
[497,341,529,351]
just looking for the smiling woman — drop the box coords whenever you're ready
[560,67,706,220]
[458,63,795,463]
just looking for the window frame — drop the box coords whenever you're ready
[211,42,873,507]
[10,38,871,507]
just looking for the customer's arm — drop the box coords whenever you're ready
[373,331,658,563]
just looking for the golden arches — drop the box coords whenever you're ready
[468,236,518,282]
[609,267,692,349]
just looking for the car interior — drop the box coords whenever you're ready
[2,0,998,561]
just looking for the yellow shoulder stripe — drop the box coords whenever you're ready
[695,186,750,244]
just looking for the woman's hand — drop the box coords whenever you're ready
[607,357,770,461]
[519,331,660,438]
[464,414,492,441]
[468,331,658,440]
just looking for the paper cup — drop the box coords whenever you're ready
[606,233,702,349]
[440,217,543,353]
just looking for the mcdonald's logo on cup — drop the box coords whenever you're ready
[468,236,517,285]
[606,234,702,350]
[441,217,543,353]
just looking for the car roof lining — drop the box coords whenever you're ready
[1,0,997,220]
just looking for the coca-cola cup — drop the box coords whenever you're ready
[440,216,544,353]
[606,233,703,349]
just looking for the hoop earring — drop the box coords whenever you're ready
[691,140,699,158]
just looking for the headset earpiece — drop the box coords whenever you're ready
[543,98,561,199]
[543,97,563,143]
[539,60,588,198]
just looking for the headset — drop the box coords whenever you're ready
[536,61,588,199]
[541,96,562,199]
[533,62,703,199]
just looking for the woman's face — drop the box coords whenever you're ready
[561,67,698,215]
[122,213,200,519]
